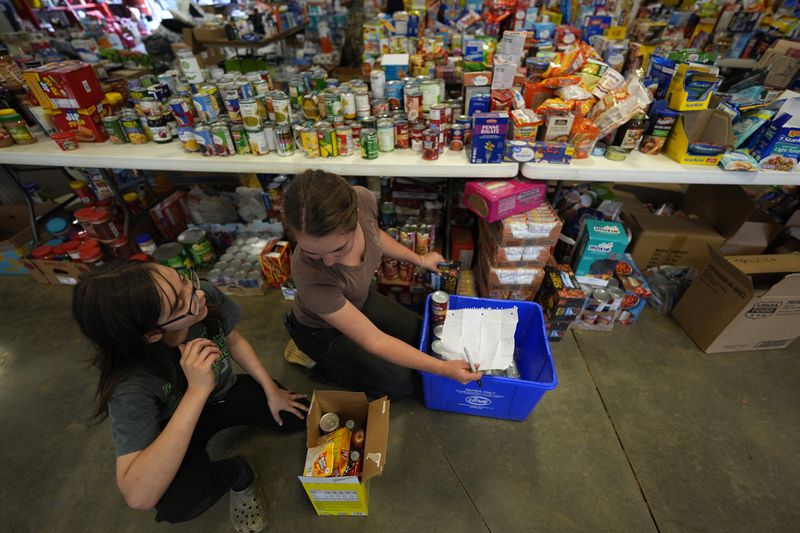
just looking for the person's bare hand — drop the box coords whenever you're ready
[179,338,221,397]
[441,359,482,384]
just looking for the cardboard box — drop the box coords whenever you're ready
[450,226,474,268]
[464,179,547,223]
[47,104,109,142]
[259,240,292,288]
[538,113,575,142]
[192,25,226,42]
[0,205,47,275]
[478,203,562,248]
[614,254,651,326]
[504,140,574,163]
[23,61,104,110]
[22,257,88,285]
[572,220,629,280]
[298,391,389,516]
[479,225,551,268]
[475,251,545,300]
[665,62,720,111]
[537,264,586,323]
[673,247,800,353]
[508,108,543,141]
[149,191,189,241]
[756,40,800,89]
[663,109,734,166]
[618,187,725,268]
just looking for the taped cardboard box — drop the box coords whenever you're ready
[299,391,389,516]
[673,247,800,353]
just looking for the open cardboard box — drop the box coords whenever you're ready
[673,247,800,353]
[298,391,390,516]
[663,109,734,165]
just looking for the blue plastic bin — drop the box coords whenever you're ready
[418,294,558,421]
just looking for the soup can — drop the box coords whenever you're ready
[153,242,192,270]
[448,124,466,151]
[385,80,404,110]
[177,126,199,152]
[377,119,394,152]
[247,126,269,155]
[194,124,217,156]
[335,125,354,156]
[178,228,216,268]
[317,126,338,157]
[240,98,262,130]
[431,290,449,325]
[422,128,438,160]
[301,126,320,158]
[230,124,251,155]
[361,128,378,159]
[102,115,127,144]
[223,90,242,124]
[347,120,362,150]
[394,119,410,149]
[276,125,295,156]
[120,113,148,144]
[411,122,425,152]
[211,121,234,156]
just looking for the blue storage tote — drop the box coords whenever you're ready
[418,294,557,421]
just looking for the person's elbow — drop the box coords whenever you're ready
[119,481,157,510]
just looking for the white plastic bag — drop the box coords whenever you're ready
[236,186,268,222]
[186,185,239,224]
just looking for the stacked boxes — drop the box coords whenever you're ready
[537,265,586,342]
[23,61,108,142]
[476,202,562,301]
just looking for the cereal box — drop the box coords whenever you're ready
[470,112,509,164]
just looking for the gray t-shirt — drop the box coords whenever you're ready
[107,282,240,457]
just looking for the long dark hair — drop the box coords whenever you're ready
[283,169,358,238]
[73,261,187,422]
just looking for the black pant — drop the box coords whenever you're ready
[154,375,306,523]
[287,289,421,400]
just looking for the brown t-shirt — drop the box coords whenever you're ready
[292,186,383,329]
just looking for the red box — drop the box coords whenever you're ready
[23,61,104,110]
[149,191,189,240]
[47,104,108,142]
[259,240,292,288]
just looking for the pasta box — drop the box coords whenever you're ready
[465,179,547,223]
[469,112,509,164]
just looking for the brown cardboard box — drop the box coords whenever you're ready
[673,247,800,353]
[298,391,389,516]
[0,204,59,275]
[756,40,800,89]
[23,258,88,285]
[617,188,725,269]
[193,25,226,42]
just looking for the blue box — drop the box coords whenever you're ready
[470,112,509,164]
[418,294,558,421]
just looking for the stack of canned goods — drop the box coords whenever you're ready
[207,234,274,289]
[380,222,435,282]
[97,56,473,162]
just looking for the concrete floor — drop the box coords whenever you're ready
[1,276,799,533]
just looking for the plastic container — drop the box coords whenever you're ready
[417,294,558,421]
[69,180,95,205]
[63,239,82,260]
[31,245,54,260]
[135,233,157,255]
[45,217,72,239]
[79,243,104,267]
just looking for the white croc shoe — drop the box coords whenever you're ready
[230,481,268,533]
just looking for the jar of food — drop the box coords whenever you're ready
[79,243,104,267]
[70,180,96,205]
[45,217,73,240]
[0,124,14,147]
[86,208,120,243]
[123,192,142,214]
[129,253,151,262]
[51,242,72,260]
[135,233,158,255]
[63,239,82,260]
[0,109,36,144]
[31,245,54,261]
[108,236,134,258]
[75,207,97,238]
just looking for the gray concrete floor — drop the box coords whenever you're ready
[1,276,799,532]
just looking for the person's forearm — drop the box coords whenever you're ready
[227,330,277,394]
[365,333,445,374]
[118,388,207,509]
[379,231,424,266]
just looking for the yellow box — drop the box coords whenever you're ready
[666,63,720,111]
[298,391,390,516]
[663,109,733,166]
[605,26,627,40]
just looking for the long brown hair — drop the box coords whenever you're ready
[283,170,358,237]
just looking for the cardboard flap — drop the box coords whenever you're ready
[362,396,390,482]
[707,246,755,291]
[683,110,713,140]
[684,185,755,239]
[762,273,800,296]
[306,391,368,448]
[725,253,800,275]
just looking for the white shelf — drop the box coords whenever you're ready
[0,133,519,178]
[521,151,800,186]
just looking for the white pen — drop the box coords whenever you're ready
[463,347,483,388]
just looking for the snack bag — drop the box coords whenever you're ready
[569,117,601,158]
[304,427,352,477]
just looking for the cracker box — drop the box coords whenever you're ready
[47,104,108,142]
[470,112,509,164]
[464,179,547,223]
[750,98,800,171]
[259,240,292,288]
[508,108,543,141]
[298,391,390,516]
[23,61,104,110]
[572,220,629,281]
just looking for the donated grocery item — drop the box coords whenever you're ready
[538,112,575,142]
[665,63,721,111]
[614,255,652,326]
[750,99,800,171]
[47,105,109,142]
[639,101,679,155]
[430,290,449,325]
[259,240,292,288]
[464,179,547,223]
[23,61,104,110]
[319,412,340,433]
[719,151,760,172]
[504,140,574,163]
[470,112,509,163]
[572,220,628,280]
[304,427,352,477]
[0,109,36,144]
[508,108,543,141]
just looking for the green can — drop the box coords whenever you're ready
[102,115,128,144]
[177,228,216,268]
[361,128,378,160]
[230,124,251,155]
[153,242,193,270]
[317,126,338,158]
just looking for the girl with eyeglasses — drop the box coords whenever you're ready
[72,261,308,532]
[283,170,482,400]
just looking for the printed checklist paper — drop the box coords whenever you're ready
[440,307,518,370]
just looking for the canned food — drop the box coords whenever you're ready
[456,114,472,144]
[153,242,192,270]
[239,98,262,130]
[335,125,354,156]
[431,339,445,359]
[370,70,385,99]
[319,412,340,433]
[147,115,172,143]
[178,228,216,268]
[433,324,444,339]
[211,122,234,156]
[394,119,410,149]
[192,93,220,123]
[168,97,195,127]
[431,290,449,325]
[272,93,291,125]
[411,122,425,152]
[420,79,440,112]
[354,89,371,118]
[385,80,404,110]
[423,128,438,160]
[121,114,148,144]
[587,288,611,311]
[263,121,278,151]
[448,124,466,151]
[360,116,377,131]
[177,126,199,152]
[324,92,344,123]
[276,125,295,156]
[361,128,378,159]
[223,90,242,123]
[383,259,399,279]
[301,126,320,158]
[377,119,394,152]
[317,126,338,157]
[347,120,362,150]
[247,126,269,155]
[102,115,127,144]
[301,94,320,120]
[194,124,217,156]
[340,89,357,120]
[138,96,162,117]
[404,89,422,121]
[230,124,251,155]
[429,104,446,128]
